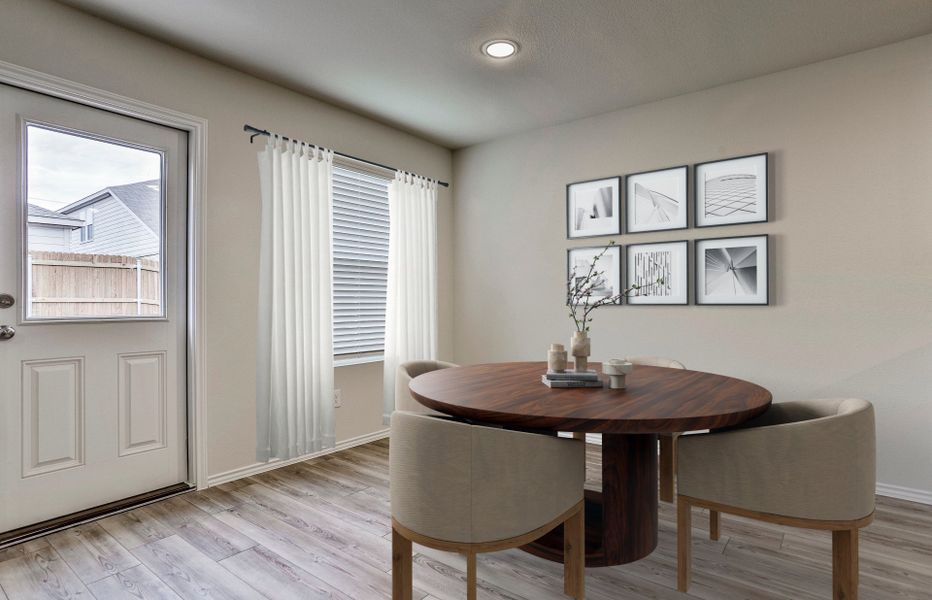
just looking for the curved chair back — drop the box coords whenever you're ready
[678,398,876,521]
[626,356,686,369]
[676,398,875,598]
[395,360,457,415]
[390,411,585,544]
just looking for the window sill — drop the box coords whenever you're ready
[334,354,384,368]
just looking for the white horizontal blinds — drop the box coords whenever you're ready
[332,165,391,356]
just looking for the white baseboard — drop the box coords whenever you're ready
[561,433,932,506]
[876,482,932,506]
[207,428,390,487]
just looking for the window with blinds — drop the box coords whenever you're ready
[332,165,390,358]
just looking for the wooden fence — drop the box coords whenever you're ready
[29,251,161,318]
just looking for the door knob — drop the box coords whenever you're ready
[0,325,14,340]
[0,293,13,309]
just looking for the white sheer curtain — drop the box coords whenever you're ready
[382,172,439,424]
[256,135,335,461]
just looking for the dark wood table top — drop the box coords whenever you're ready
[410,361,772,433]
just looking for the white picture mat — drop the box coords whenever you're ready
[626,166,687,232]
[626,241,688,304]
[568,245,621,304]
[696,236,768,304]
[567,178,620,237]
[695,154,767,227]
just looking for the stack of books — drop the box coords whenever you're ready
[541,370,604,388]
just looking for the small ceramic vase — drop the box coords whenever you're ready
[571,331,591,373]
[603,359,634,389]
[548,343,568,372]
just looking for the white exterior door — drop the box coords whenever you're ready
[0,83,188,533]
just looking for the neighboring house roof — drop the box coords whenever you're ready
[107,180,161,233]
[26,203,85,227]
[60,179,160,234]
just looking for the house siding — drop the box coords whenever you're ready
[27,223,72,252]
[69,195,159,258]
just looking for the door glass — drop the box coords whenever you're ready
[24,124,164,320]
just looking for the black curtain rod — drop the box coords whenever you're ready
[243,124,449,188]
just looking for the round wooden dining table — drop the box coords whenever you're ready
[409,361,772,568]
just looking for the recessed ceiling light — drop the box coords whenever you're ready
[481,39,518,59]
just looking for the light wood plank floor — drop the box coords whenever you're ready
[0,440,929,599]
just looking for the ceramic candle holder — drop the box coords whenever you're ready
[548,343,568,372]
[602,359,634,389]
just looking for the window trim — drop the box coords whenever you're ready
[334,352,384,368]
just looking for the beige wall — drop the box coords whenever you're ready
[452,35,932,495]
[0,0,453,477]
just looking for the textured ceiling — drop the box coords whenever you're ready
[59,0,932,148]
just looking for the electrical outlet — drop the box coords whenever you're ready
[333,389,343,408]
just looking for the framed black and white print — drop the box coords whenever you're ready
[625,241,688,305]
[696,235,769,305]
[695,153,768,228]
[566,176,621,239]
[624,165,688,233]
[567,245,622,305]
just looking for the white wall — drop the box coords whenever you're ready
[452,35,932,498]
[0,0,453,477]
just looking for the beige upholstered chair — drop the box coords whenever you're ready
[395,360,458,415]
[626,356,686,503]
[390,411,586,600]
[676,398,876,600]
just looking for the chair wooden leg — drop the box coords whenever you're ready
[709,509,720,541]
[392,526,412,600]
[832,528,859,600]
[677,496,692,593]
[659,435,675,503]
[466,552,477,600]
[563,503,585,599]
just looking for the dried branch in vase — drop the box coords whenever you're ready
[566,240,664,333]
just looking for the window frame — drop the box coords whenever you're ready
[79,208,95,243]
[21,119,168,323]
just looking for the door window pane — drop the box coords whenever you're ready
[25,124,164,319]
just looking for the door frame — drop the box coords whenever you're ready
[0,59,209,490]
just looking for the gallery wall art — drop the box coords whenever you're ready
[563,152,772,307]
[625,240,689,305]
[567,245,622,304]
[625,165,688,233]
[566,176,621,239]
[695,153,769,228]
[695,235,769,305]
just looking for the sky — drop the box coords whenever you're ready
[27,125,161,211]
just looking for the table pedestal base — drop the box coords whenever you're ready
[521,433,658,567]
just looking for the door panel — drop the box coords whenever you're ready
[0,83,188,533]
[21,357,85,477]
[117,351,167,457]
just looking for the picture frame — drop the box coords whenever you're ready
[695,153,768,228]
[624,165,688,233]
[695,234,769,305]
[625,240,689,305]
[566,245,622,305]
[566,176,621,239]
